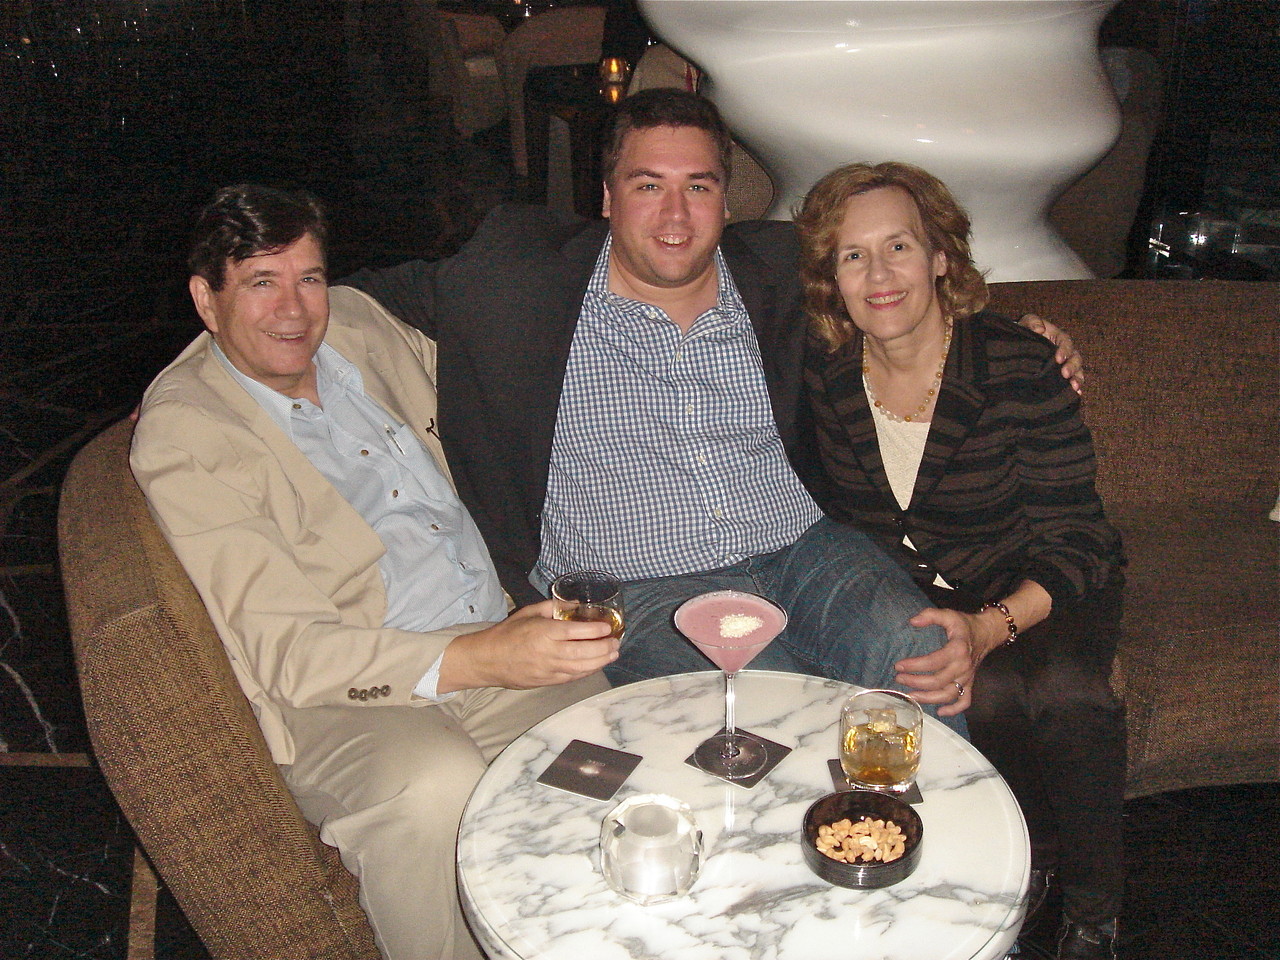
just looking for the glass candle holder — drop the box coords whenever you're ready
[598,55,629,85]
[600,794,701,904]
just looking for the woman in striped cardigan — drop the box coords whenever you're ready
[795,162,1125,960]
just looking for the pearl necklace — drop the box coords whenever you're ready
[862,318,953,423]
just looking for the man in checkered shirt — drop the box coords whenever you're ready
[344,89,1081,731]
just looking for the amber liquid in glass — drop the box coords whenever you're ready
[840,721,921,788]
[554,604,624,639]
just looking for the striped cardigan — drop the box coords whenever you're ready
[803,310,1124,608]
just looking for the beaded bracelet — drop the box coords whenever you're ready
[981,600,1019,646]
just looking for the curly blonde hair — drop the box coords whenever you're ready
[794,161,988,351]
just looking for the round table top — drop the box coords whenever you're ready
[458,671,1029,960]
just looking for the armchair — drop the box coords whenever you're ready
[58,419,379,960]
[406,0,507,137]
[498,6,606,177]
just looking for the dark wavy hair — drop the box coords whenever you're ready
[188,184,327,291]
[795,161,988,351]
[601,87,734,185]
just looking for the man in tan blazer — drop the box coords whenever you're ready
[131,185,616,960]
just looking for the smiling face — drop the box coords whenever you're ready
[602,124,729,315]
[189,232,329,401]
[834,186,948,350]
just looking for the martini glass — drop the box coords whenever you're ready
[674,590,788,780]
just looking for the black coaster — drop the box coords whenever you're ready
[684,729,792,788]
[536,740,642,802]
[827,759,924,805]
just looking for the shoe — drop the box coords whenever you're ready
[1025,867,1054,921]
[1056,917,1118,960]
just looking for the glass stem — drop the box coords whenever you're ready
[724,670,737,738]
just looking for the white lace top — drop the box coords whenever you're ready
[867,377,954,589]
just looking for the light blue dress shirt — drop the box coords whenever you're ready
[214,342,507,698]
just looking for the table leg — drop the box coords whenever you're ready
[569,108,607,218]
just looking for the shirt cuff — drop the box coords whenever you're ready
[412,652,458,703]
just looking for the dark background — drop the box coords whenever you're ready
[2,1,1277,957]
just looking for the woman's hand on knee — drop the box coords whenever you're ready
[894,607,984,715]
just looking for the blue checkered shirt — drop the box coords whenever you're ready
[537,238,823,581]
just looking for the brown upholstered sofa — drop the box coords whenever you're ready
[56,278,1276,956]
[987,278,1279,799]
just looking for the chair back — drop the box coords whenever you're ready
[58,419,379,960]
[406,0,506,136]
[498,5,606,175]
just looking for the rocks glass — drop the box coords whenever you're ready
[839,689,923,793]
[551,570,625,639]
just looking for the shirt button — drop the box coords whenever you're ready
[431,523,440,531]
[391,490,399,498]
[685,404,693,415]
[714,508,723,518]
[468,605,475,614]
[292,403,302,410]
[697,454,707,464]
[360,449,370,456]
[459,561,468,569]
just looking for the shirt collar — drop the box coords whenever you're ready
[585,235,750,329]
[212,340,359,435]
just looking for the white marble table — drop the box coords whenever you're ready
[458,671,1029,960]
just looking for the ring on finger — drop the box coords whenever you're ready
[953,679,965,698]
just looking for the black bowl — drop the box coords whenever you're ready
[801,790,924,888]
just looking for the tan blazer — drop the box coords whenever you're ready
[130,286,501,764]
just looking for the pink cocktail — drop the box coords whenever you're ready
[676,592,787,674]
[674,591,788,780]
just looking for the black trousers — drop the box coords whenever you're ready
[926,580,1127,923]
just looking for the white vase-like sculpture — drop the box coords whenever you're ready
[637,0,1120,281]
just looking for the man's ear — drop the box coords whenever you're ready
[189,275,219,335]
[601,182,612,219]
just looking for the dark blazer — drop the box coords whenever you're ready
[804,311,1123,608]
[343,204,810,603]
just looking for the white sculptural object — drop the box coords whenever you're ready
[637,0,1121,281]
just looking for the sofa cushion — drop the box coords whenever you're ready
[987,280,1278,509]
[1110,503,1279,797]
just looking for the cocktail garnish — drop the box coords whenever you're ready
[718,614,763,638]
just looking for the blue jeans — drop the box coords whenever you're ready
[540,518,965,736]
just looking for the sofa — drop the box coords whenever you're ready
[986,278,1278,799]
